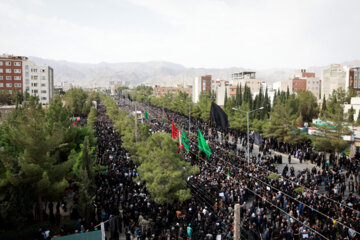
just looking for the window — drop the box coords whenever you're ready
[31,83,38,87]
[14,83,21,88]
[6,76,11,80]
[5,69,11,73]
[41,97,47,100]
[14,62,21,66]
[14,76,21,80]
[0,69,2,73]
[41,90,47,94]
[25,79,29,85]
[41,83,46,87]
[33,90,38,94]
[25,65,29,70]
[25,86,29,91]
[0,61,2,66]
[31,69,38,73]
[31,75,38,80]
[14,69,21,73]
[41,76,46,80]
[0,76,3,80]
[0,83,3,87]
[6,83,12,87]
[8,90,12,94]
[25,72,29,77]
[5,61,11,66]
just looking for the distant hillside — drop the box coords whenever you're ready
[29,57,360,88]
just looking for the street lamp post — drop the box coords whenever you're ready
[232,107,264,165]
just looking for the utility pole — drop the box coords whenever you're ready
[162,100,165,121]
[247,111,250,165]
[188,102,191,134]
[134,104,138,142]
[234,203,240,240]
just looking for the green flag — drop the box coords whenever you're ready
[227,169,230,180]
[72,115,75,121]
[181,129,190,153]
[198,129,211,158]
[144,108,148,120]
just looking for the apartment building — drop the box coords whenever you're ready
[290,69,321,99]
[192,75,212,103]
[23,60,54,104]
[347,67,360,93]
[0,54,54,105]
[321,65,347,99]
[231,72,262,95]
[0,55,27,93]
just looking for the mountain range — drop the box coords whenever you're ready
[29,57,360,88]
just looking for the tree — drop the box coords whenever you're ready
[348,106,355,123]
[322,95,327,112]
[238,84,243,106]
[296,90,319,122]
[65,88,91,116]
[286,86,290,99]
[136,133,198,205]
[0,99,73,221]
[356,111,360,126]
[46,96,70,134]
[73,136,96,220]
[197,92,213,122]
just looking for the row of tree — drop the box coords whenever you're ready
[0,88,98,228]
[101,94,198,205]
[128,85,355,154]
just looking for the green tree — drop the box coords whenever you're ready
[356,111,360,126]
[0,100,73,221]
[136,133,198,204]
[296,90,319,122]
[348,106,355,123]
[73,136,96,220]
[65,88,91,116]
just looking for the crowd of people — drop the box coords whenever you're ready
[105,96,360,240]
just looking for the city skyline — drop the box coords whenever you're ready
[1,0,360,69]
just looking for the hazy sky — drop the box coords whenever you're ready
[1,0,360,68]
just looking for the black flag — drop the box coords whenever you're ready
[210,102,229,130]
[128,94,132,102]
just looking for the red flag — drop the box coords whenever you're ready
[72,121,77,126]
[172,120,179,139]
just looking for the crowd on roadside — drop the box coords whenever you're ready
[111,97,360,239]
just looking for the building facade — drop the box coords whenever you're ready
[153,84,192,97]
[0,54,54,105]
[23,60,54,105]
[347,67,360,93]
[272,80,290,93]
[192,75,212,103]
[231,72,262,95]
[321,64,347,99]
[290,69,321,98]
[0,55,27,94]
[215,80,230,106]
